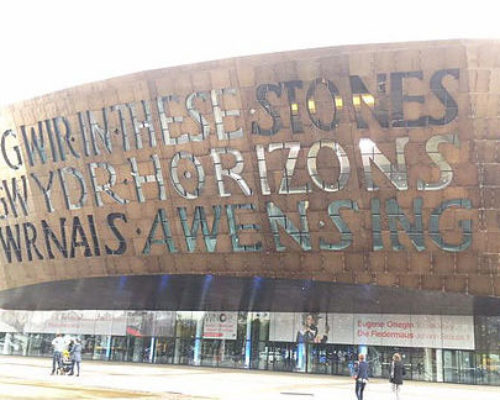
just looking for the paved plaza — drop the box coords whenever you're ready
[0,356,499,399]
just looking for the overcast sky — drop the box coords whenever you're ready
[0,0,497,106]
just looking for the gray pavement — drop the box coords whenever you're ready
[0,355,499,399]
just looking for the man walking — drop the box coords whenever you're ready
[50,333,65,375]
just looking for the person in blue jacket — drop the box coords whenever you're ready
[69,338,82,376]
[353,353,369,400]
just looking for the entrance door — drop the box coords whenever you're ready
[268,342,295,372]
[458,351,475,384]
[443,350,476,384]
[306,344,331,374]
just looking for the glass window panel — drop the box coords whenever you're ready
[174,338,195,365]
[154,337,175,364]
[92,335,110,360]
[153,312,175,337]
[110,336,127,361]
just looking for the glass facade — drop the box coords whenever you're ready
[0,309,499,386]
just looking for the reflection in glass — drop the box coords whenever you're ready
[0,308,497,386]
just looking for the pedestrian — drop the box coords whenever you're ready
[69,338,82,376]
[389,353,406,400]
[50,333,65,375]
[353,353,369,400]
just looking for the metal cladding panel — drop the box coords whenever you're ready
[0,39,498,297]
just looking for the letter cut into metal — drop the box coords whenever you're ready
[211,88,243,140]
[269,142,311,194]
[266,200,311,251]
[256,145,271,195]
[186,91,210,141]
[306,78,342,131]
[79,109,112,157]
[226,204,262,252]
[349,74,389,129]
[88,163,129,206]
[129,154,166,203]
[1,129,23,170]
[58,168,88,211]
[359,137,409,191]
[127,100,157,150]
[371,198,383,251]
[307,141,350,192]
[178,206,221,252]
[20,122,48,166]
[157,95,188,145]
[386,197,425,251]
[417,134,460,191]
[170,152,205,199]
[252,84,282,136]
[320,200,359,251]
[142,208,177,255]
[0,225,22,263]
[42,219,68,259]
[429,199,472,252]
[31,172,55,213]
[105,213,127,255]
[211,147,252,197]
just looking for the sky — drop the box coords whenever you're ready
[0,0,498,106]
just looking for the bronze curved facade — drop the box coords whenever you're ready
[0,39,498,297]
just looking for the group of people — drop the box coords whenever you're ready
[50,333,82,376]
[353,352,406,400]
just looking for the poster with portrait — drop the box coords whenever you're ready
[202,312,238,339]
[269,312,330,343]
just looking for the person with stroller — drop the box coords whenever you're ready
[69,338,82,376]
[50,333,66,375]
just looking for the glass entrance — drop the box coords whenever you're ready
[268,342,296,372]
[307,344,331,374]
[443,350,476,384]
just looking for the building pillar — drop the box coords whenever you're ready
[436,349,443,382]
[105,336,112,360]
[193,314,203,366]
[424,348,434,381]
[296,342,306,372]
[244,313,252,369]
[2,333,11,355]
[149,337,155,363]
[174,338,181,364]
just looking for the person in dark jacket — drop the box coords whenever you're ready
[389,353,406,400]
[353,353,369,400]
[69,338,82,376]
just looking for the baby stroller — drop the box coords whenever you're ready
[58,349,73,375]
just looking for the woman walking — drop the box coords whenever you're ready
[389,353,405,400]
[69,338,82,376]
[353,353,369,400]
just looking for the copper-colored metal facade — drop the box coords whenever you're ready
[0,39,498,298]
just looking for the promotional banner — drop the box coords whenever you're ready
[22,310,127,335]
[270,312,474,350]
[202,312,238,339]
[344,314,474,350]
[269,312,330,343]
